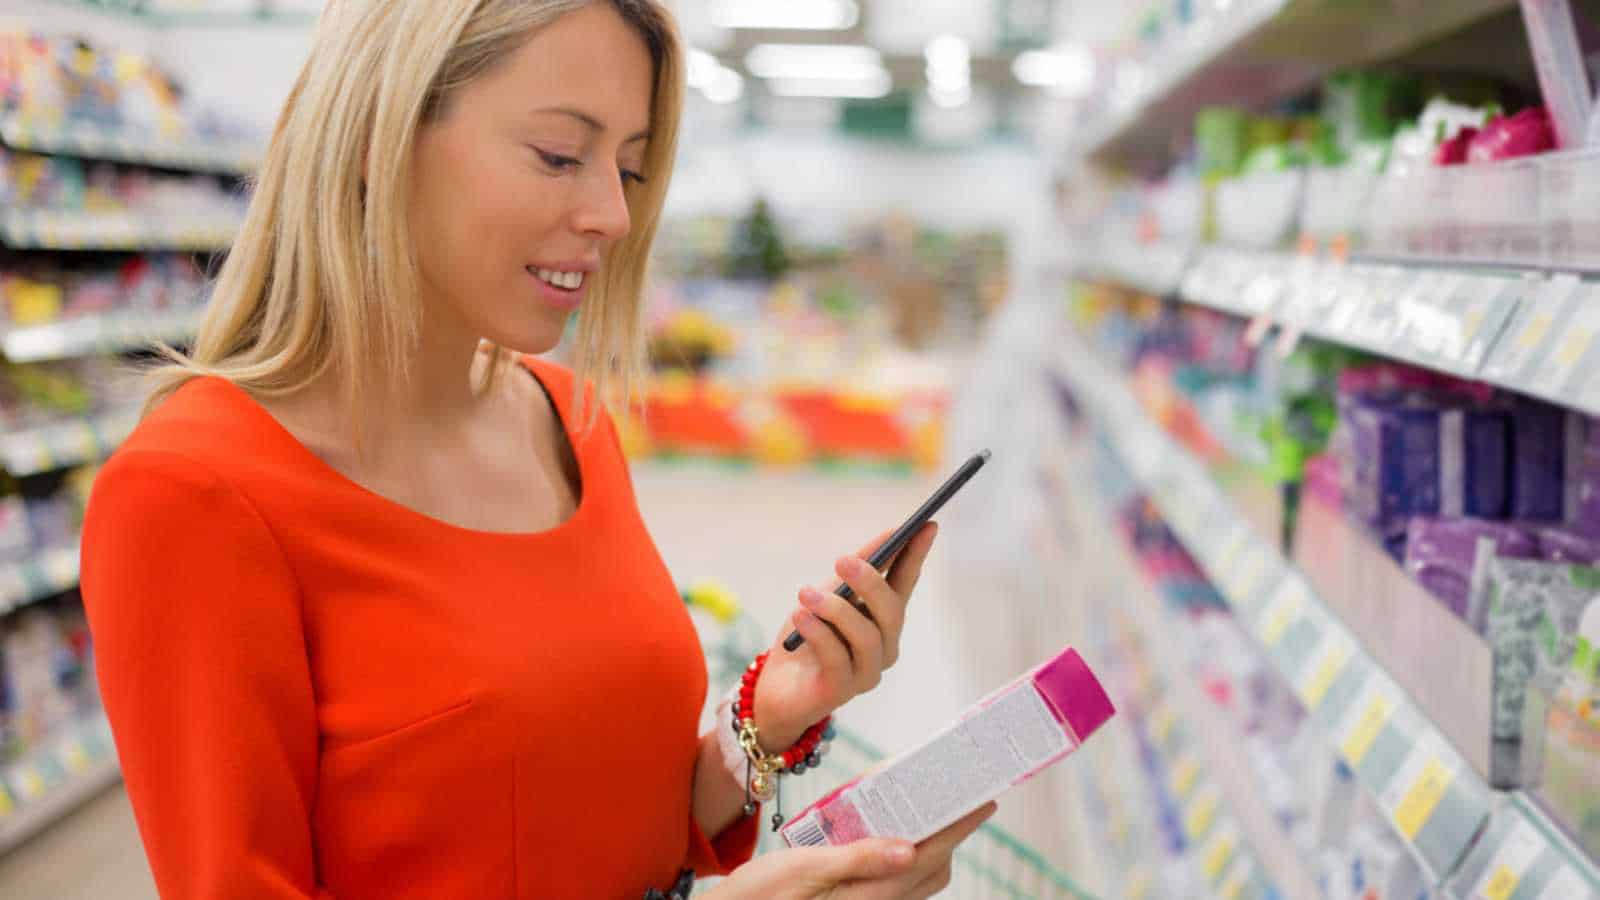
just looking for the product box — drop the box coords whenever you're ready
[779,647,1114,848]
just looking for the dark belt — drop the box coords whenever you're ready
[643,868,695,900]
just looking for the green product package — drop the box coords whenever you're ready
[1471,557,1600,741]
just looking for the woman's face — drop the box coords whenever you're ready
[409,3,655,355]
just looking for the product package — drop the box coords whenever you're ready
[1510,401,1586,521]
[779,647,1114,848]
[1405,518,1538,619]
[1468,557,1599,744]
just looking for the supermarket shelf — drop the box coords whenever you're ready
[0,116,259,175]
[1132,669,1283,899]
[0,208,240,252]
[0,407,139,476]
[1087,485,1321,900]
[0,715,119,857]
[1076,0,1517,169]
[1050,336,1600,890]
[41,0,318,28]
[1085,243,1600,415]
[0,544,81,617]
[2,306,204,363]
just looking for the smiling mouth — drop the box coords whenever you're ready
[527,266,586,291]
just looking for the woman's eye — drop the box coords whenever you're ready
[620,169,648,187]
[535,149,582,172]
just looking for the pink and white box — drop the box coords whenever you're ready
[780,646,1115,848]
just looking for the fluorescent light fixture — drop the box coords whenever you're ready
[928,83,972,109]
[924,35,970,107]
[746,43,883,80]
[924,35,970,74]
[703,67,745,104]
[1013,45,1096,97]
[687,48,745,105]
[712,0,860,31]
[767,71,893,99]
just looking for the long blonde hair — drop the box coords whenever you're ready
[149,0,682,428]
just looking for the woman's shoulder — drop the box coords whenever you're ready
[105,375,307,498]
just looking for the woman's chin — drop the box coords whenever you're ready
[484,324,567,357]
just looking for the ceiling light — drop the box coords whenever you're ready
[687,48,745,105]
[928,83,972,109]
[924,35,970,74]
[767,71,894,99]
[746,44,883,81]
[1013,45,1096,97]
[703,67,745,104]
[712,0,860,31]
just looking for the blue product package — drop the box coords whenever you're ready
[1346,396,1442,540]
[1510,401,1584,521]
[1440,406,1510,519]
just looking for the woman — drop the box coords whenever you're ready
[79,1,993,898]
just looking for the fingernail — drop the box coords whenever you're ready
[886,843,915,864]
[800,587,824,609]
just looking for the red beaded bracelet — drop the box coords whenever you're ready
[730,651,835,829]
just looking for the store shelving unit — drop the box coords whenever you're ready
[1,306,203,364]
[0,115,259,175]
[1051,334,1600,896]
[0,714,117,856]
[1074,0,1519,170]
[40,0,318,28]
[0,208,241,252]
[1080,477,1323,900]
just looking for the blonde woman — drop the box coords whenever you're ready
[79,1,992,898]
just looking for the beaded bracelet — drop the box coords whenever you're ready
[724,651,836,831]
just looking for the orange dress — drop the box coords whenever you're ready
[79,358,758,899]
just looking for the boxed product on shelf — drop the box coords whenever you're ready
[0,253,205,326]
[0,147,244,218]
[0,31,257,147]
[1466,556,1597,753]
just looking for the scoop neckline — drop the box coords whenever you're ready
[203,357,594,541]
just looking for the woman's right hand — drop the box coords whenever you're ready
[705,803,996,900]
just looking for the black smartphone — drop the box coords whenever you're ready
[782,449,991,652]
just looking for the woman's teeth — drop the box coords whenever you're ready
[532,268,584,290]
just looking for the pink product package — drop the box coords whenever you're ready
[779,647,1114,849]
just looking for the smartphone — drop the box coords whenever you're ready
[782,449,991,652]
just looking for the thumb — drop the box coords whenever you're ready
[815,838,917,883]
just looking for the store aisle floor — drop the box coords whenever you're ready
[0,466,980,898]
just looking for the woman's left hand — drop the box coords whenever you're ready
[752,522,938,750]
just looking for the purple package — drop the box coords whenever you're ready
[1576,417,1600,531]
[1535,525,1600,564]
[1509,401,1585,521]
[1439,407,1510,519]
[1404,517,1538,618]
[1345,396,1442,537]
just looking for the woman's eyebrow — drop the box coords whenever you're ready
[533,106,651,143]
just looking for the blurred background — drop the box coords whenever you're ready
[4,1,1600,898]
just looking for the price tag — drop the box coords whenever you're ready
[59,739,90,776]
[1184,787,1220,840]
[1337,680,1396,765]
[1531,287,1600,399]
[1225,546,1269,605]
[1382,741,1457,840]
[1219,858,1252,900]
[1256,579,1307,647]
[1296,633,1353,709]
[1468,821,1544,900]
[11,764,46,801]
[0,781,13,817]
[1169,753,1201,798]
[1150,705,1178,747]
[1201,826,1238,880]
[1535,867,1593,900]
[1485,276,1579,384]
